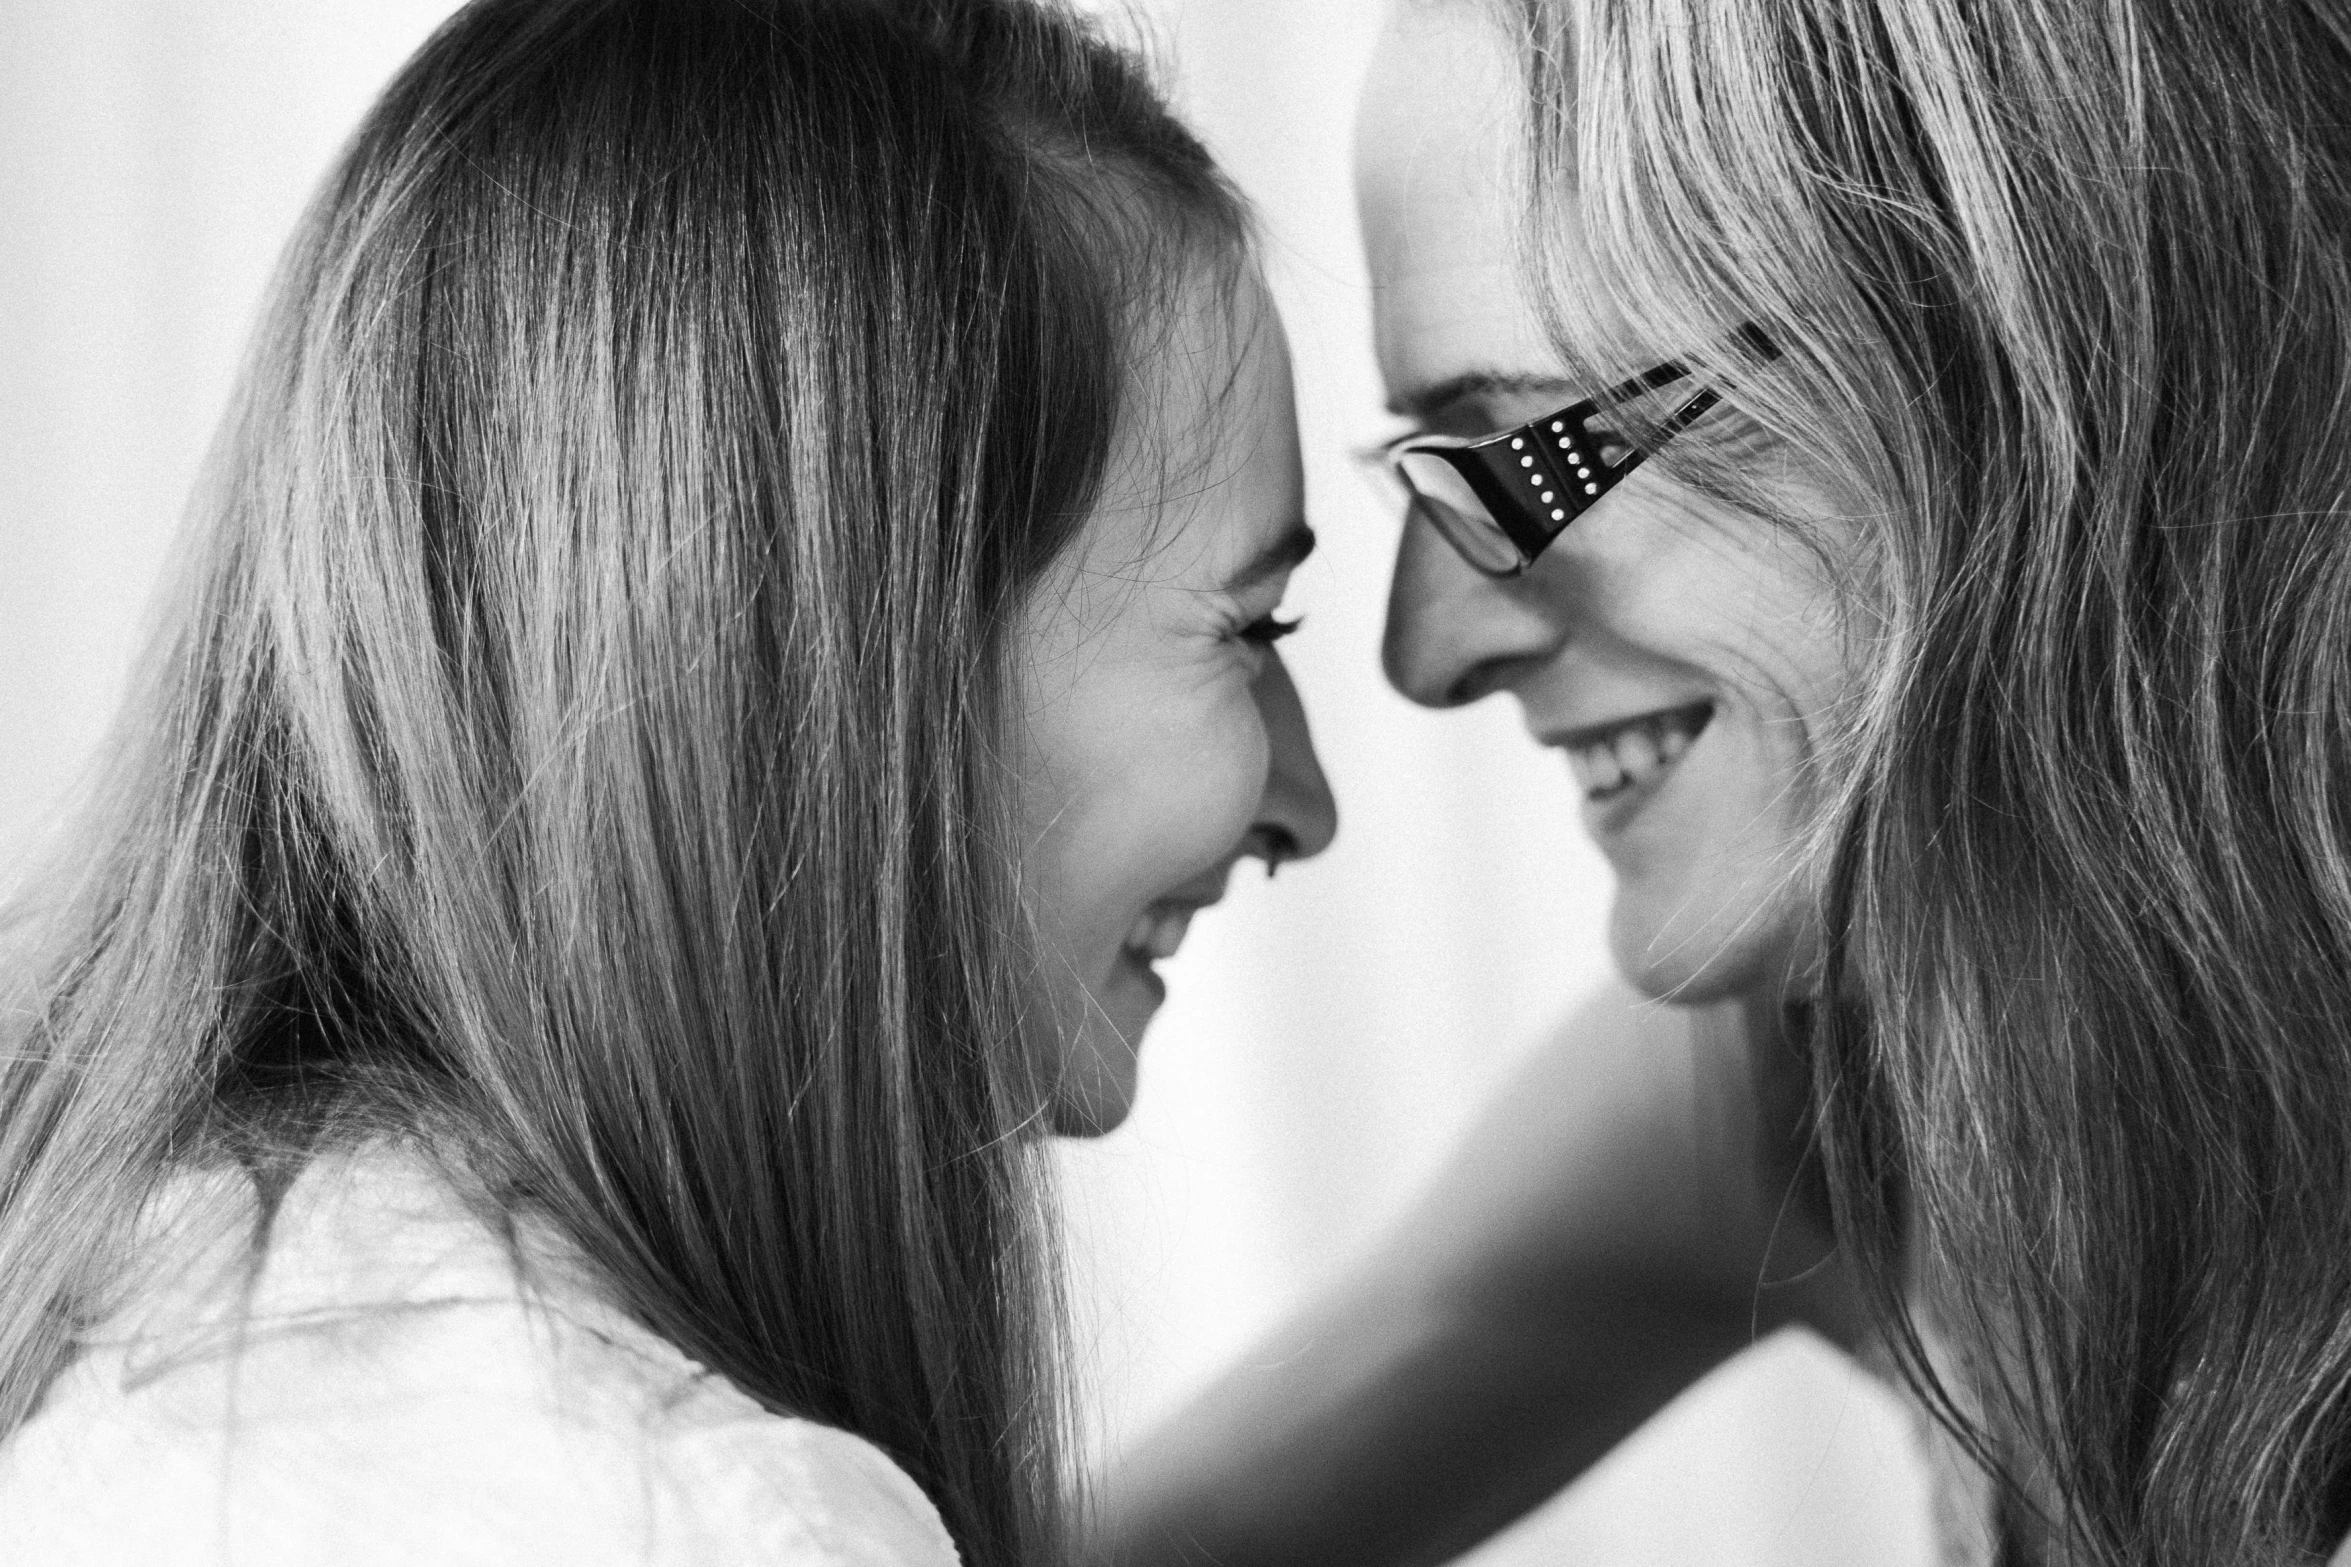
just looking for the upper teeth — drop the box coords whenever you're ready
[1124,906,1194,963]
[1566,707,1708,800]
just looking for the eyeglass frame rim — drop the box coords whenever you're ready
[1364,322,1775,579]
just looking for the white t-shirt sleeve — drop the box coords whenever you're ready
[649,1416,964,1567]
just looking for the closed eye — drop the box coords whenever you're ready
[1238,613,1304,647]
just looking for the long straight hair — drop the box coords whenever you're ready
[0,3,1242,1562]
[1508,0,2351,1560]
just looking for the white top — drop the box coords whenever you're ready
[0,1149,963,1567]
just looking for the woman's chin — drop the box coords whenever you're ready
[1045,968,1155,1137]
[1608,890,1806,1006]
[1047,1043,1140,1137]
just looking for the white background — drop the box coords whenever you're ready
[0,3,1925,1561]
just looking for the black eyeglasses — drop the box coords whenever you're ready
[1363,324,1774,578]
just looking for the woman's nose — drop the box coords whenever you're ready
[1381,505,1562,708]
[1251,654,1338,866]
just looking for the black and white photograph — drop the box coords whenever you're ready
[3,2,2346,1563]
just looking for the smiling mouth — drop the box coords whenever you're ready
[1556,701,1714,802]
[1121,904,1199,966]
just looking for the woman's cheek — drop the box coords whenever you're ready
[1064,685,1263,908]
[1175,689,1272,863]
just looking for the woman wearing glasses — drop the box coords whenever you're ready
[1099,1,2351,1564]
[0,1,1333,1561]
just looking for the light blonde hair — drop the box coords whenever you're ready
[1510,1,2351,1559]
[0,3,1246,1561]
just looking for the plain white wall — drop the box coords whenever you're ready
[0,4,1927,1562]
[0,0,472,867]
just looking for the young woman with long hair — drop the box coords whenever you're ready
[1099,2,2351,1565]
[0,1,1334,1561]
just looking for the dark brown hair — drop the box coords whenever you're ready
[1507,0,2351,1559]
[0,3,1243,1562]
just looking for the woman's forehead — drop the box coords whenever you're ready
[1354,2,1530,333]
[1356,3,1639,427]
[1117,263,1294,484]
[1056,261,1303,595]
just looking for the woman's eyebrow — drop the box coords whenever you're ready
[1223,519,1317,592]
[1388,369,1580,427]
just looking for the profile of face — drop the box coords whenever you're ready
[1356,3,1857,1004]
[1015,263,1338,1136]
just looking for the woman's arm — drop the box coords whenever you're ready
[1084,982,1867,1567]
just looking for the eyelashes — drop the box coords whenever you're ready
[1237,613,1304,648]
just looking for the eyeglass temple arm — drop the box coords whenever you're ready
[1592,321,1775,448]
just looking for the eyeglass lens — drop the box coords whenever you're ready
[1394,449,1524,575]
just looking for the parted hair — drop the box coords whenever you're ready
[0,3,1242,1562]
[1507,0,2351,1560]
